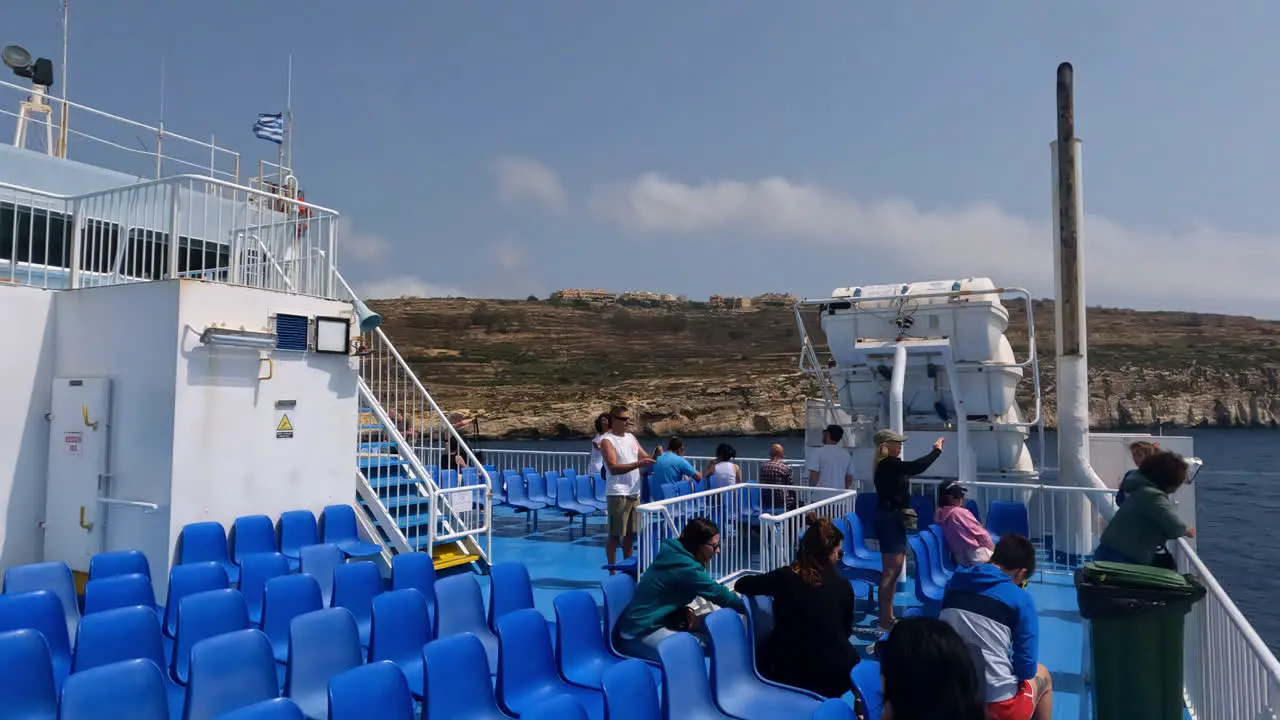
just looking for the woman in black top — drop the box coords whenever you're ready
[871,429,943,631]
[734,513,857,698]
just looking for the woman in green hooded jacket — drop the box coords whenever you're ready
[1096,451,1196,565]
[615,517,745,661]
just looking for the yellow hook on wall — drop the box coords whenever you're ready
[82,404,98,430]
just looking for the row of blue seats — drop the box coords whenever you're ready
[851,493,1030,542]
[2,551,859,719]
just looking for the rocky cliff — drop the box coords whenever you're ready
[369,297,1280,439]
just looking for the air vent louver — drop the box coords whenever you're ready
[275,314,309,352]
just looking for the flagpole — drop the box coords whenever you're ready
[57,0,69,158]
[285,54,293,180]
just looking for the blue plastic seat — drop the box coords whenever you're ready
[554,590,622,690]
[390,552,436,624]
[925,524,957,573]
[963,498,982,522]
[261,574,324,664]
[171,588,251,685]
[298,543,344,609]
[601,659,661,720]
[849,660,883,720]
[556,476,598,534]
[178,522,240,583]
[163,562,231,638]
[496,608,605,720]
[505,473,545,531]
[72,605,167,675]
[284,608,364,720]
[525,695,589,720]
[592,473,607,504]
[814,698,859,719]
[0,628,58,718]
[278,511,320,569]
[89,549,151,580]
[909,495,936,534]
[526,472,553,505]
[853,493,879,540]
[986,500,1029,540]
[331,561,382,648]
[321,504,383,558]
[84,573,157,616]
[907,535,943,614]
[0,590,72,687]
[4,561,81,645]
[215,698,304,720]
[59,658,168,720]
[834,516,883,587]
[577,474,607,510]
[600,574,639,661]
[183,629,279,720]
[233,515,280,564]
[240,553,290,626]
[422,634,509,720]
[327,661,413,720]
[488,562,536,633]
[434,573,499,674]
[369,589,429,698]
[918,527,953,585]
[655,632,734,720]
[703,608,822,718]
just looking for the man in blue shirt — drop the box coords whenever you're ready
[940,534,1053,720]
[648,437,701,499]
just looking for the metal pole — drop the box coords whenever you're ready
[57,0,69,158]
[1055,62,1081,357]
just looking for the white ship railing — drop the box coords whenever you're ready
[478,447,803,484]
[0,175,339,298]
[635,484,854,582]
[0,78,241,182]
[338,271,492,565]
[1174,538,1280,720]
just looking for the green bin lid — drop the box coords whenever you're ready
[1081,560,1191,590]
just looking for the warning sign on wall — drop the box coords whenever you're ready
[64,432,83,455]
[276,415,294,439]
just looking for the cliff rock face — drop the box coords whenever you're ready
[370,297,1280,438]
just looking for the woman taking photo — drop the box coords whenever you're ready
[735,513,857,698]
[872,428,943,632]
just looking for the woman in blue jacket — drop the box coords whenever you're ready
[615,517,745,661]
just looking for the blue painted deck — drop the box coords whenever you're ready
[484,505,1094,719]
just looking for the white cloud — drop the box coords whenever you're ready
[494,156,567,211]
[490,239,530,272]
[588,172,1278,306]
[340,218,392,264]
[360,275,466,300]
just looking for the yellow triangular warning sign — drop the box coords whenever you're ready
[277,415,293,432]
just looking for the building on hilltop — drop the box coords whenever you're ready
[618,291,684,307]
[752,292,797,307]
[549,288,617,304]
[709,294,753,310]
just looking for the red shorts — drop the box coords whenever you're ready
[987,680,1035,720]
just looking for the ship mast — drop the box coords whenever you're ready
[56,0,69,158]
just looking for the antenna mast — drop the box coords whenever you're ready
[57,0,68,158]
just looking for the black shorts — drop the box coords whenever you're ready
[875,508,908,555]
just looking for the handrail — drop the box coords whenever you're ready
[1176,537,1280,679]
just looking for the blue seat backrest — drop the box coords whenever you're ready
[909,495,936,530]
[655,631,731,719]
[986,500,1029,538]
[73,604,166,674]
[423,634,503,719]
[298,543,344,607]
[327,660,415,720]
[89,550,151,581]
[849,660,884,719]
[178,522,232,566]
[601,659,661,720]
[60,657,168,720]
[433,574,492,645]
[488,562,536,632]
[163,562,230,637]
[3,560,80,643]
[183,628,279,720]
[277,511,319,558]
[600,574,636,655]
[0,628,58,716]
[232,515,279,563]
[239,553,290,624]
[261,574,324,662]
[370,588,430,668]
[284,607,364,718]
[171,588,251,685]
[854,493,879,539]
[391,552,437,618]
[84,573,156,615]
[0,589,72,680]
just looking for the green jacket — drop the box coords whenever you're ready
[1099,470,1188,564]
[616,538,745,639]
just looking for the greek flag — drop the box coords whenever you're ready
[253,113,284,144]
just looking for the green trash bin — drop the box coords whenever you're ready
[1075,560,1206,720]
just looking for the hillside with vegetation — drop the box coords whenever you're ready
[368,295,1280,438]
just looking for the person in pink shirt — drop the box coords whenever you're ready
[935,479,995,567]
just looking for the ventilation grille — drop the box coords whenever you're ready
[275,314,309,352]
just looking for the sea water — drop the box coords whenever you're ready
[478,428,1280,652]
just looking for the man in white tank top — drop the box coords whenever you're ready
[600,405,654,570]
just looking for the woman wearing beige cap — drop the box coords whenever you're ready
[872,428,944,631]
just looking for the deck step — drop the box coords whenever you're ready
[431,541,479,571]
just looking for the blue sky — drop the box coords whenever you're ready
[7,1,1280,316]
